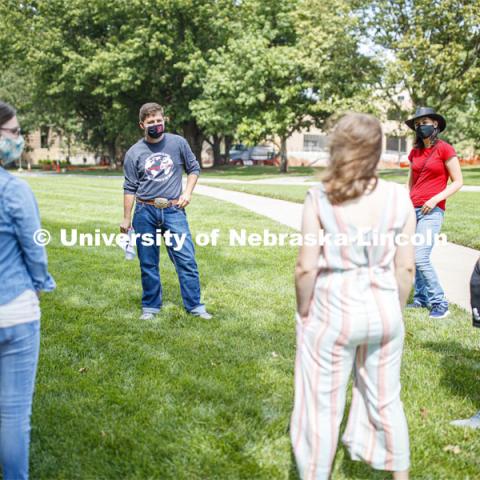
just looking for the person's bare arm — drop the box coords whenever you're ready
[394,205,416,309]
[421,156,463,214]
[178,173,199,208]
[406,166,413,193]
[295,192,322,319]
[120,194,135,233]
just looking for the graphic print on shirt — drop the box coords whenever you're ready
[144,152,174,183]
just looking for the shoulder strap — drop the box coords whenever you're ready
[415,142,439,183]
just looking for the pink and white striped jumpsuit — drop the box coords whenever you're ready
[291,181,410,479]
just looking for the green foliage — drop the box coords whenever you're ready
[188,0,378,147]
[2,0,479,158]
[366,0,480,111]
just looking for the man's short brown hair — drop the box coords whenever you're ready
[139,102,164,122]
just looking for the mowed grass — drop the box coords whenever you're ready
[35,165,318,180]
[199,183,480,250]
[199,165,317,180]
[34,164,480,186]
[17,174,480,479]
[378,167,480,186]
[200,165,480,185]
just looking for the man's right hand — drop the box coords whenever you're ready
[120,218,131,233]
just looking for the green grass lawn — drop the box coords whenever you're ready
[201,165,480,185]
[32,164,480,186]
[200,165,317,180]
[199,183,480,250]
[17,175,480,478]
[34,165,317,180]
[378,167,480,186]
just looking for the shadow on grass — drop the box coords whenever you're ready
[423,339,480,409]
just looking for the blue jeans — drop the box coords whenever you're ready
[132,203,205,314]
[0,320,40,480]
[413,207,448,308]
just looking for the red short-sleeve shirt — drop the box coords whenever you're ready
[408,139,456,211]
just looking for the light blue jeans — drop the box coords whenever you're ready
[0,320,40,480]
[413,207,448,308]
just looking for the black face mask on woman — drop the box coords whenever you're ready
[416,124,435,139]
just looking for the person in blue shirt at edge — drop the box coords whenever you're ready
[0,101,56,480]
[120,102,212,320]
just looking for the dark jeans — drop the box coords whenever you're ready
[132,203,205,314]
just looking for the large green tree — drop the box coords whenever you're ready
[188,0,378,172]
[1,0,241,164]
[1,0,397,170]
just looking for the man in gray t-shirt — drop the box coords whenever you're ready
[120,102,212,320]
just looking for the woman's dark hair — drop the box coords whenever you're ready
[0,101,16,128]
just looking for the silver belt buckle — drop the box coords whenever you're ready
[154,197,170,209]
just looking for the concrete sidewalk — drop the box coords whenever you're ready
[195,184,479,311]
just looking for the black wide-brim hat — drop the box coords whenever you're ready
[405,106,446,132]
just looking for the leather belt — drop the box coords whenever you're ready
[136,197,180,209]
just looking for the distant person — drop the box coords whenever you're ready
[291,113,416,479]
[0,101,56,480]
[121,102,212,320]
[450,258,480,429]
[405,107,463,318]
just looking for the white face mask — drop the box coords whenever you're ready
[0,135,25,164]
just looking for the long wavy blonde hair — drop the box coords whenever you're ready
[322,112,382,205]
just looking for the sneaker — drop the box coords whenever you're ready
[450,411,480,429]
[139,312,156,320]
[429,304,450,319]
[191,311,213,320]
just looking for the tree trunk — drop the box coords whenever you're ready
[107,140,116,168]
[183,120,205,168]
[212,134,223,167]
[224,135,233,163]
[279,135,288,173]
[66,133,71,164]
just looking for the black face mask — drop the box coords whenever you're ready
[146,124,164,139]
[416,124,435,139]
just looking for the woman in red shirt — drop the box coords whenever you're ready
[405,107,463,318]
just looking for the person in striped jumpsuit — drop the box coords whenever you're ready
[291,113,416,480]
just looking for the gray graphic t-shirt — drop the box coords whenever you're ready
[123,133,201,200]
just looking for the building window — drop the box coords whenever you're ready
[303,134,327,152]
[386,135,407,153]
[40,126,49,149]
